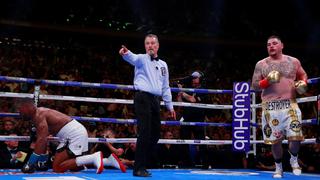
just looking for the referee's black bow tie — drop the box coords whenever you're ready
[151,56,159,61]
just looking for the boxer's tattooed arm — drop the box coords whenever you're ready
[252,63,263,90]
[295,59,308,81]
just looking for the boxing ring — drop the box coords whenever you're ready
[1,168,320,180]
[0,75,319,179]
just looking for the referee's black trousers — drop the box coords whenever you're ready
[133,91,161,171]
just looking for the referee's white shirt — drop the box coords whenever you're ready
[122,51,173,111]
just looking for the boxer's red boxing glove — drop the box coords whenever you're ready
[259,70,280,89]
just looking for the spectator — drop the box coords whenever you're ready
[0,132,29,168]
[157,130,181,168]
[0,118,16,135]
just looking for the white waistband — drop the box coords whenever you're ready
[263,99,296,111]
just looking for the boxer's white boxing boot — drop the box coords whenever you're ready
[273,162,283,178]
[76,151,103,174]
[289,153,301,176]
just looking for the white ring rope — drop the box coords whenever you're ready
[0,91,232,109]
[0,91,317,110]
[0,85,318,147]
[0,136,316,145]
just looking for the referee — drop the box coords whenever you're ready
[119,34,176,177]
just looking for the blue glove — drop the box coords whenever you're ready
[28,153,40,164]
[21,153,40,173]
[36,154,49,171]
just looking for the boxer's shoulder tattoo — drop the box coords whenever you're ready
[254,63,262,73]
[252,62,263,85]
[264,57,296,78]
[253,62,263,76]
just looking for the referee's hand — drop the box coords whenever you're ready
[169,110,176,120]
[119,45,129,56]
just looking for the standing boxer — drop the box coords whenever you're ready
[252,35,308,178]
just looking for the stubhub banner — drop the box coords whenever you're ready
[232,82,251,152]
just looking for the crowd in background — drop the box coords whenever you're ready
[0,0,319,173]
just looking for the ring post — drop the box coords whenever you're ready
[251,91,257,157]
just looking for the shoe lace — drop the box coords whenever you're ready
[275,163,283,174]
[290,156,299,168]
